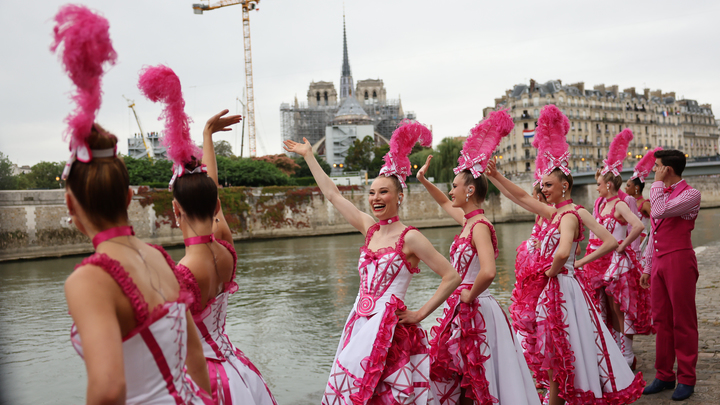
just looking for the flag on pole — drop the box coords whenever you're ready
[523,129,535,138]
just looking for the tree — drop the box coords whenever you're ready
[123,155,173,186]
[368,144,390,178]
[27,161,64,189]
[254,154,300,176]
[344,136,375,172]
[217,157,290,187]
[431,137,464,183]
[0,152,17,190]
[293,154,331,177]
[214,140,235,158]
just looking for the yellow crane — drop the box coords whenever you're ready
[123,95,155,160]
[192,0,260,157]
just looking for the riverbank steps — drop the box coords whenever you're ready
[633,241,720,404]
[1,174,719,261]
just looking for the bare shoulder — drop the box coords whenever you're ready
[66,263,116,290]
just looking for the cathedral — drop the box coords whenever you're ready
[279,16,415,171]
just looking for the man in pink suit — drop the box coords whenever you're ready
[639,150,701,401]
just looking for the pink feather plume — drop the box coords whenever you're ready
[51,4,117,148]
[606,128,633,167]
[535,104,570,159]
[381,120,433,180]
[532,128,546,180]
[137,65,200,167]
[632,146,662,181]
[458,110,513,172]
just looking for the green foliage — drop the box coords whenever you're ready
[431,138,464,183]
[255,154,300,176]
[293,154,331,177]
[16,173,34,190]
[214,140,235,158]
[123,155,173,186]
[0,152,17,190]
[293,176,317,186]
[344,136,375,172]
[217,156,290,187]
[26,161,64,189]
[368,144,390,178]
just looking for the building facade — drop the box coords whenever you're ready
[485,80,718,174]
[127,132,168,160]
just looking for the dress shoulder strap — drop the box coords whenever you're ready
[557,209,585,242]
[76,253,149,326]
[396,226,418,252]
[215,239,238,281]
[467,219,499,259]
[364,223,381,246]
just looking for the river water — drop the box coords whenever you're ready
[2,208,719,405]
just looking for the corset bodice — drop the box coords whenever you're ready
[450,219,498,286]
[539,210,585,275]
[354,224,419,317]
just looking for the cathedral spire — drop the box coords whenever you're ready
[340,13,353,100]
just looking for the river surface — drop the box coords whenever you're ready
[1,208,719,404]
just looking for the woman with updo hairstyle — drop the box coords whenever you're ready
[579,130,652,371]
[485,105,644,405]
[284,121,461,405]
[138,64,277,405]
[417,111,540,405]
[56,6,211,404]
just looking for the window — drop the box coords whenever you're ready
[324,91,329,105]
[524,123,529,129]
[316,92,321,102]
[364,91,369,100]
[523,98,528,107]
[534,109,539,118]
[533,97,539,106]
[372,90,377,99]
[559,96,564,103]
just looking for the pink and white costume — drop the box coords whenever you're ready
[174,239,277,405]
[429,220,540,405]
[323,225,436,405]
[70,246,211,405]
[521,210,645,404]
[579,198,653,336]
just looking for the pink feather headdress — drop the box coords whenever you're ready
[137,65,203,189]
[535,105,571,177]
[601,129,633,176]
[532,134,547,186]
[51,4,117,179]
[631,147,662,182]
[379,120,433,188]
[453,110,513,178]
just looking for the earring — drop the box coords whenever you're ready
[606,184,610,191]
[466,193,470,202]
[397,200,401,205]
[562,186,566,198]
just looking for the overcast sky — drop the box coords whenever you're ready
[2,0,719,166]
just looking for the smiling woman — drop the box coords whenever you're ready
[283,120,461,405]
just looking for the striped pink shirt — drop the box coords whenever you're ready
[643,179,701,274]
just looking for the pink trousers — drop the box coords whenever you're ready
[651,249,698,385]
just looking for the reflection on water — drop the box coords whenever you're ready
[1,208,719,405]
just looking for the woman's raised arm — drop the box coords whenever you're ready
[416,155,464,225]
[284,138,376,235]
[486,159,555,219]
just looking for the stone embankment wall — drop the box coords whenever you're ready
[1,175,719,261]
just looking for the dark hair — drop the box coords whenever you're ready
[66,124,130,227]
[172,158,218,221]
[654,149,686,176]
[595,169,622,191]
[551,168,574,189]
[533,183,547,202]
[460,170,488,203]
[631,177,645,193]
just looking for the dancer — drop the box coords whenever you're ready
[577,129,652,369]
[138,65,277,405]
[485,105,644,405]
[56,6,211,403]
[625,147,662,257]
[640,150,701,401]
[417,111,540,405]
[284,122,461,405]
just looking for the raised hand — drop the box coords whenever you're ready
[283,137,312,157]
[416,155,433,182]
[486,158,498,178]
[205,109,242,135]
[654,165,669,183]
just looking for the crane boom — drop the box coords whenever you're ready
[192,0,259,157]
[123,96,155,160]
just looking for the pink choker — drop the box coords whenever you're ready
[92,226,134,249]
[184,234,215,247]
[379,216,399,225]
[555,199,574,209]
[606,195,619,202]
[464,209,484,219]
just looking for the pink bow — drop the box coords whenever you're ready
[379,153,409,188]
[453,150,487,178]
[61,141,117,180]
[168,163,208,190]
[630,169,650,183]
[600,159,623,176]
[542,151,570,176]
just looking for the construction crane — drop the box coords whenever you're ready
[123,95,155,160]
[192,0,260,157]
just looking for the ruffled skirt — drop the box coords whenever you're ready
[429,287,540,405]
[579,241,653,335]
[322,295,435,405]
[529,273,645,404]
[206,347,277,405]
